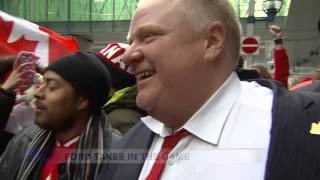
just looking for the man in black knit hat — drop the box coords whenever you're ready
[0,52,119,180]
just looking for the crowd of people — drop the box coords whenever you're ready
[1,0,320,179]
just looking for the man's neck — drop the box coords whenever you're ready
[55,112,91,144]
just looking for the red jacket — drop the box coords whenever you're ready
[274,48,289,87]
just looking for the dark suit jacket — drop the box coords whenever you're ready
[97,80,320,180]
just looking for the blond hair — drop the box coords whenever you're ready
[136,0,241,61]
[181,0,241,61]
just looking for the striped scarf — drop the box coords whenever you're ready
[16,111,110,180]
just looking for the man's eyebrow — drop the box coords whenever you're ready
[127,24,165,44]
[43,77,59,84]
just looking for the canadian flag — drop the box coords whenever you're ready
[0,11,79,67]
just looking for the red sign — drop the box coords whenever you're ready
[241,37,259,55]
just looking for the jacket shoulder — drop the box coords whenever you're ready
[257,80,320,180]
[0,124,40,179]
[256,79,320,108]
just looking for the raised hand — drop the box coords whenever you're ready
[269,25,283,40]
[1,62,35,92]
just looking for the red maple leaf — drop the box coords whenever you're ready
[0,16,38,56]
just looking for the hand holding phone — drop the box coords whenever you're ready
[14,51,39,93]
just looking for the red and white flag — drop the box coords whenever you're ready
[0,11,79,67]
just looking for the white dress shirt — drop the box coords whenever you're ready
[138,72,274,180]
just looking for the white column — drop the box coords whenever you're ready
[245,0,256,67]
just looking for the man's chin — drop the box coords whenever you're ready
[136,94,152,112]
[34,114,57,130]
[34,118,55,130]
[34,115,74,132]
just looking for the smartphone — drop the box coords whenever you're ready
[15,51,39,93]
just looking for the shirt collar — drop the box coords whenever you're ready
[142,72,241,145]
[56,136,80,148]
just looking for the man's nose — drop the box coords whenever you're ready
[34,84,45,99]
[122,44,144,67]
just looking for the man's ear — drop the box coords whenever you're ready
[204,21,226,62]
[77,96,90,111]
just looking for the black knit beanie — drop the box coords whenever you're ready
[46,52,111,111]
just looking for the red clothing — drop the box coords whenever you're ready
[274,48,289,87]
[290,80,313,91]
[42,137,79,180]
[301,76,313,82]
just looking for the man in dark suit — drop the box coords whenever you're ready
[97,0,320,179]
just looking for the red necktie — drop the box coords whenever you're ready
[146,129,190,180]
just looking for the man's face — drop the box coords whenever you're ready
[124,0,207,119]
[34,71,80,130]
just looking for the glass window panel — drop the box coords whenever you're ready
[70,0,90,21]
[230,0,291,18]
[27,0,46,21]
[92,0,114,21]
[0,0,291,22]
[1,0,26,18]
[114,0,137,20]
[47,0,68,21]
